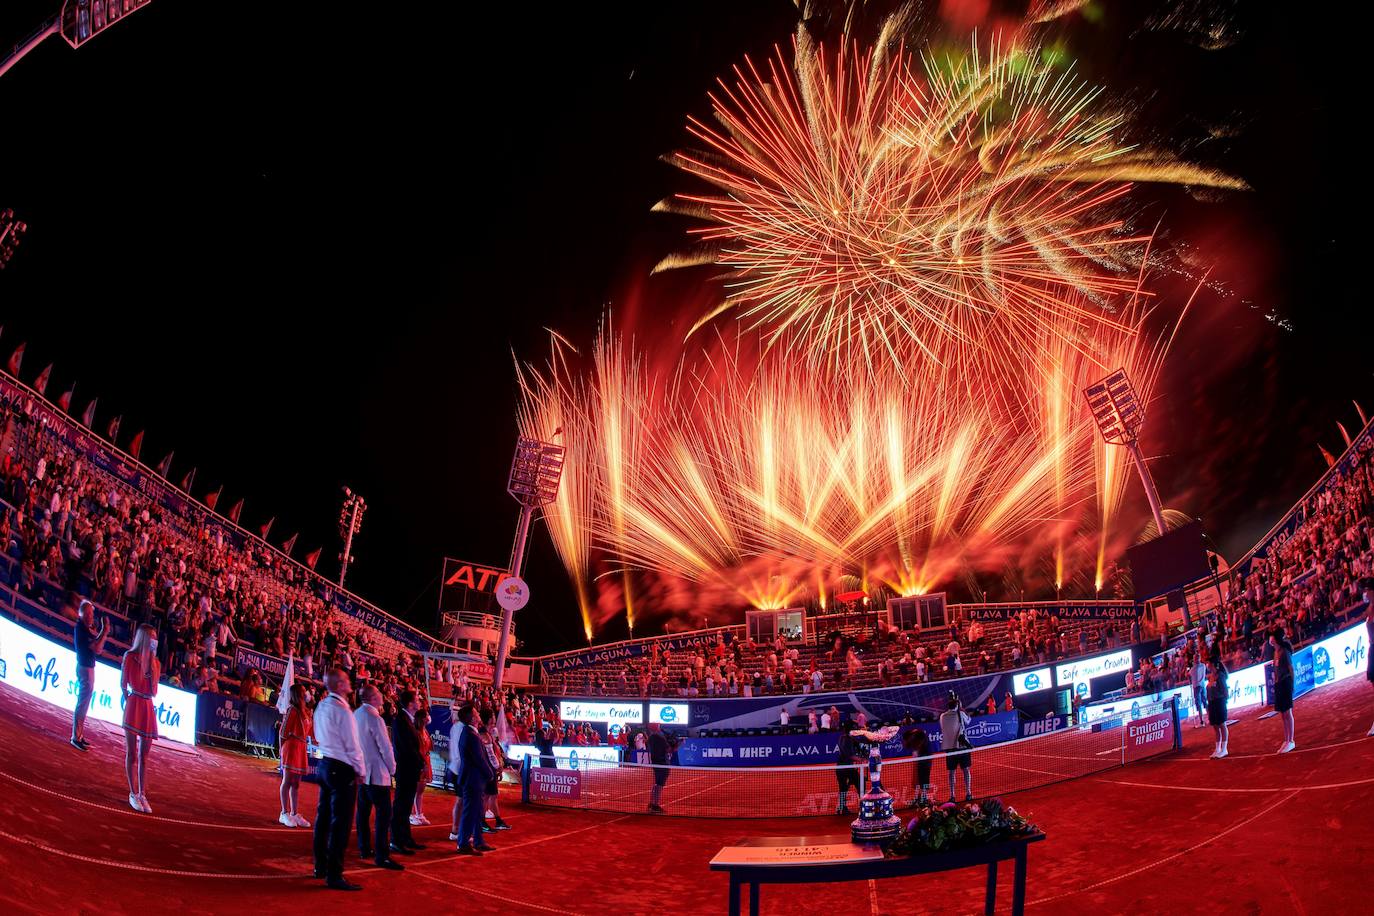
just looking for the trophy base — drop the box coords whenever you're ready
[850,813,902,845]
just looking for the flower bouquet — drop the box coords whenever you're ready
[886,798,1038,857]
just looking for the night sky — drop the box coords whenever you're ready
[0,1,1362,655]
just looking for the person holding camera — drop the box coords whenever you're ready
[71,596,108,751]
[940,693,974,802]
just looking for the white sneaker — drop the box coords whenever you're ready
[1367,721,1374,736]
[409,815,421,826]
[1279,741,1295,754]
[1215,748,1228,759]
[279,811,296,827]
[292,813,311,828]
[137,794,152,813]
[448,832,461,841]
[129,793,143,812]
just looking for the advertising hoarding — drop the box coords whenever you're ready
[1055,649,1133,687]
[0,616,196,745]
[1011,667,1053,696]
[558,700,643,724]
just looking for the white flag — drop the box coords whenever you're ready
[277,653,295,715]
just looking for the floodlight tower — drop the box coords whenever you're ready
[1084,368,1168,539]
[337,487,366,588]
[1,2,156,80]
[1,210,27,269]
[492,436,565,691]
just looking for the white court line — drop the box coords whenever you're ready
[1156,732,1373,761]
[403,812,634,867]
[0,824,302,880]
[1028,790,1301,907]
[411,868,583,914]
[1097,774,1374,793]
[0,762,516,834]
[0,766,303,832]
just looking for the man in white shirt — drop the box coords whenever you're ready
[353,686,403,870]
[312,669,366,891]
[780,708,790,727]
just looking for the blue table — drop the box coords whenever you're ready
[709,832,1045,916]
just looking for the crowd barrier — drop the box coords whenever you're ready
[520,698,1180,818]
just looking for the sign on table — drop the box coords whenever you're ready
[711,837,884,867]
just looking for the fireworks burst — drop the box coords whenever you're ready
[654,30,1242,376]
[517,7,1240,636]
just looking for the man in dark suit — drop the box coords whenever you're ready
[453,704,495,855]
[390,689,426,853]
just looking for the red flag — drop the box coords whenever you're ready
[128,430,143,459]
[1319,445,1336,467]
[179,467,197,492]
[282,533,298,554]
[80,399,98,428]
[205,486,222,510]
[155,451,174,477]
[305,547,322,570]
[32,364,52,396]
[6,343,24,377]
[259,517,275,540]
[228,499,243,523]
[106,415,122,441]
[57,385,75,413]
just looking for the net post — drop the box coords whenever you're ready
[520,753,532,804]
[1171,696,1182,751]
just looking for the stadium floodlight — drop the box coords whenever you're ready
[1084,368,1167,539]
[0,2,155,80]
[492,436,565,690]
[507,436,567,508]
[337,487,367,589]
[1,209,27,270]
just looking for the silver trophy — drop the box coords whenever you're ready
[849,726,902,844]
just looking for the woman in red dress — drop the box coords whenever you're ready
[410,706,434,826]
[121,624,160,813]
[278,683,313,827]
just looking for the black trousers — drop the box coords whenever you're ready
[356,783,392,862]
[392,770,420,847]
[313,758,357,880]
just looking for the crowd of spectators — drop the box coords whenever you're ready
[551,607,1138,701]
[0,386,528,723]
[1123,434,1374,698]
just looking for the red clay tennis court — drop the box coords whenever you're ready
[1,674,1370,915]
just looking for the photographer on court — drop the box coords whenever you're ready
[70,596,109,751]
[940,692,974,802]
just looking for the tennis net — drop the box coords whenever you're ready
[519,699,1179,818]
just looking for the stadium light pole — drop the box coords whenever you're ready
[1085,369,1192,628]
[337,487,366,589]
[1,2,156,80]
[1,209,28,269]
[1083,369,1168,538]
[492,436,565,692]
